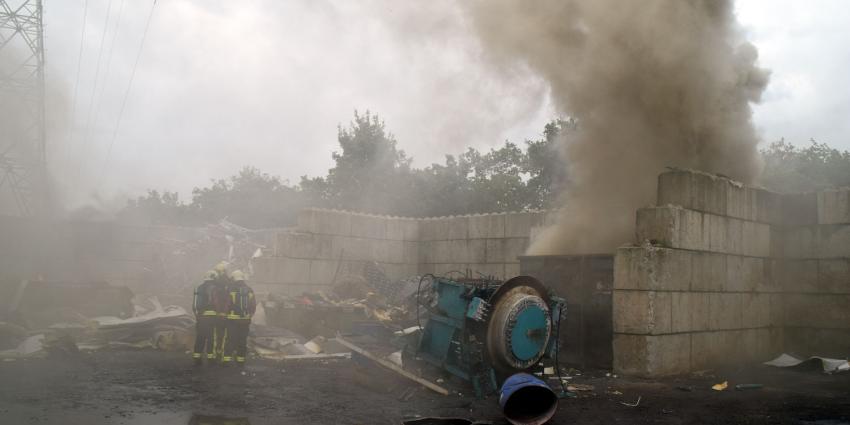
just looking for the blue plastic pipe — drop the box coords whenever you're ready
[499,373,558,425]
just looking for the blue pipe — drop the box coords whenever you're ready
[499,373,558,425]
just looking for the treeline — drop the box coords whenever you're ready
[119,111,850,229]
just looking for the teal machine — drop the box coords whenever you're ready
[415,275,566,396]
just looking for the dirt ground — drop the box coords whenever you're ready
[0,349,848,425]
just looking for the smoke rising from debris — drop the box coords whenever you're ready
[462,0,770,254]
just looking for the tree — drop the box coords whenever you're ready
[119,190,195,225]
[191,166,311,228]
[760,139,850,193]
[302,110,416,214]
[525,118,574,208]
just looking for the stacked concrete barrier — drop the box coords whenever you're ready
[613,170,850,376]
[778,188,850,358]
[417,211,548,279]
[252,209,419,295]
[251,208,550,295]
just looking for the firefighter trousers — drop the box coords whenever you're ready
[192,315,216,361]
[212,316,228,361]
[224,319,250,364]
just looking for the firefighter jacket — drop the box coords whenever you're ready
[227,282,256,320]
[211,281,232,317]
[193,280,217,316]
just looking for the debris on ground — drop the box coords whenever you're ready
[712,381,729,391]
[335,335,449,395]
[567,383,595,392]
[734,384,763,390]
[620,396,641,407]
[764,353,850,374]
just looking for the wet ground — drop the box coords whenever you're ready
[0,350,848,425]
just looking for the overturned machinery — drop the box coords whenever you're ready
[415,275,565,396]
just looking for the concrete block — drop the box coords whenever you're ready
[350,214,386,239]
[419,219,448,241]
[432,240,451,264]
[503,238,529,263]
[448,239,469,264]
[781,226,816,259]
[467,263,505,279]
[384,218,406,241]
[505,212,534,238]
[403,241,419,265]
[504,262,520,278]
[418,263,435,276]
[818,259,850,294]
[739,328,762,362]
[433,263,467,277]
[613,333,691,377]
[485,239,506,264]
[756,190,783,224]
[691,293,711,331]
[707,214,728,253]
[297,209,352,236]
[613,290,672,335]
[657,170,726,216]
[726,184,759,221]
[817,224,850,258]
[276,232,337,259]
[418,241,434,264]
[691,252,726,292]
[682,208,707,251]
[768,293,784,327]
[691,330,744,370]
[725,217,743,255]
[741,293,770,328]
[784,328,850,359]
[671,292,694,333]
[784,294,850,329]
[468,214,506,239]
[381,239,405,264]
[741,221,770,257]
[446,217,469,240]
[726,256,762,292]
[635,207,679,248]
[403,219,420,241]
[467,239,487,264]
[777,259,818,293]
[254,257,311,285]
[818,188,850,224]
[781,192,818,225]
[613,246,692,291]
[708,292,742,330]
[333,237,365,261]
[309,260,338,285]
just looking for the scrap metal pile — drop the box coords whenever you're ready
[0,283,196,359]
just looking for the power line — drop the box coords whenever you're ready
[87,0,126,152]
[67,0,89,153]
[100,0,156,180]
[76,0,114,178]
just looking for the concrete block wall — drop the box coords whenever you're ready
[417,212,546,280]
[778,188,850,358]
[252,208,547,296]
[614,170,850,376]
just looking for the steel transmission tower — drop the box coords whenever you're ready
[0,0,46,216]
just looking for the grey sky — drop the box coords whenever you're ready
[42,0,850,208]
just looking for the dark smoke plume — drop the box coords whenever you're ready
[463,0,769,254]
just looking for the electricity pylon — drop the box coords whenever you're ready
[0,0,46,216]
